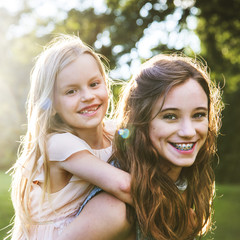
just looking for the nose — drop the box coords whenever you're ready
[80,88,94,102]
[178,118,196,138]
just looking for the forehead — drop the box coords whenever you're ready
[153,79,208,114]
[62,53,100,73]
[56,54,103,86]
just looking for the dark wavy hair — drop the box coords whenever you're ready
[112,54,223,239]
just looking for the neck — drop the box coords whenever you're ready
[164,165,182,182]
[75,125,109,149]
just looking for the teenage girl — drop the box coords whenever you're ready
[114,54,223,239]
[9,34,131,240]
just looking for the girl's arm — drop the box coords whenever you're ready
[56,192,135,240]
[58,150,133,205]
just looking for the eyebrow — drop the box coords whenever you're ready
[59,74,104,89]
[160,107,208,112]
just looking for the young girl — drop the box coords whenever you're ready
[56,54,223,240]
[8,34,131,240]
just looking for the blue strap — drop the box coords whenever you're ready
[76,186,102,216]
[75,161,118,217]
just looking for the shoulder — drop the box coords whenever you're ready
[58,192,135,240]
[82,192,135,240]
[103,118,117,136]
[48,132,84,144]
[47,133,91,161]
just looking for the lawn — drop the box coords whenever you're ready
[0,171,240,239]
[0,171,14,240]
[203,184,240,240]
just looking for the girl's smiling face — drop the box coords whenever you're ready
[149,78,209,180]
[53,53,108,134]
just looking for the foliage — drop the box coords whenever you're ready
[0,8,27,169]
[195,0,240,90]
[194,0,240,183]
[215,88,240,183]
[0,0,239,182]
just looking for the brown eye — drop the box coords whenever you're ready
[193,112,207,119]
[163,114,177,120]
[66,89,77,95]
[90,82,99,87]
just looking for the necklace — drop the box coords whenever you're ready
[175,177,188,193]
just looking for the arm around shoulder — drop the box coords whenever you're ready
[59,150,133,205]
[57,192,135,240]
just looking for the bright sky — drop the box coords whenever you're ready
[0,0,200,80]
[0,0,105,14]
[0,0,22,13]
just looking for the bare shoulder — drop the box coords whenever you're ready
[104,118,117,137]
[57,192,135,240]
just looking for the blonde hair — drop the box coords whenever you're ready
[113,54,224,239]
[9,34,111,239]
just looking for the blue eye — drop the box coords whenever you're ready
[163,114,177,120]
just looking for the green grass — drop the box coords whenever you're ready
[203,184,240,240]
[0,172,240,239]
[0,171,14,240]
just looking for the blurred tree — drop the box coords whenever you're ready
[1,0,239,182]
[0,8,26,169]
[195,0,240,91]
[54,0,240,182]
[194,0,240,183]
[52,0,197,78]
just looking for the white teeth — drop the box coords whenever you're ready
[80,107,98,114]
[173,143,194,151]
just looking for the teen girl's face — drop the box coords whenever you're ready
[54,53,108,133]
[149,78,208,180]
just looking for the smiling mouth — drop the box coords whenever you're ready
[79,105,100,114]
[170,143,195,151]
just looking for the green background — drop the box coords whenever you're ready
[1,172,240,240]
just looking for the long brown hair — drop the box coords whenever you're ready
[113,54,223,239]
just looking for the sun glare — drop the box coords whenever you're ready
[0,0,22,13]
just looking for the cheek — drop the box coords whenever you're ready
[201,121,209,139]
[149,124,160,148]
[102,88,109,101]
[149,120,168,139]
[56,98,74,113]
[197,122,209,150]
